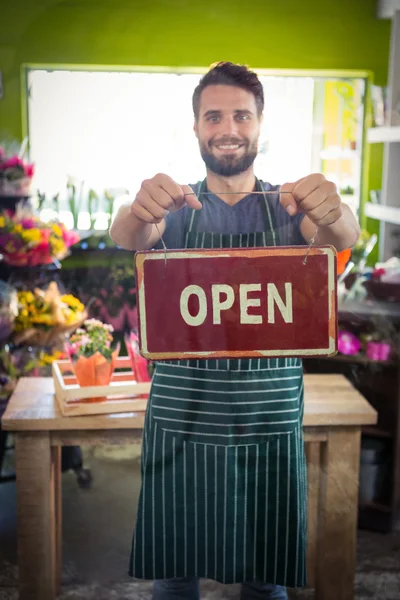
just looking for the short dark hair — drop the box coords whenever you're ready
[192,62,264,120]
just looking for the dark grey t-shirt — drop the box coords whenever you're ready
[154,180,306,250]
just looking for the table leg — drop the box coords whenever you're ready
[51,445,62,594]
[305,441,321,588]
[16,432,55,600]
[315,427,361,600]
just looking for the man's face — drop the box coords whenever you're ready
[194,84,262,177]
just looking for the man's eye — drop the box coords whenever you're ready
[208,116,219,123]
[237,114,250,121]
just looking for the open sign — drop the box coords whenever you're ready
[135,247,337,360]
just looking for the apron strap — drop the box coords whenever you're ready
[185,178,279,243]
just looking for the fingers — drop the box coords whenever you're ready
[131,174,202,223]
[181,185,202,210]
[279,181,298,216]
[131,187,169,224]
[280,174,342,226]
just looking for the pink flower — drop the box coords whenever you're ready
[21,218,36,229]
[338,331,361,355]
[62,229,80,247]
[0,147,5,161]
[2,156,24,169]
[24,163,35,177]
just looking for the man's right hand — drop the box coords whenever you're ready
[131,173,202,224]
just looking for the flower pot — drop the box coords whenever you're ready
[70,345,120,401]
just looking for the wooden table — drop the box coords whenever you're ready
[2,374,377,600]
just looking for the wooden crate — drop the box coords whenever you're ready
[52,356,151,416]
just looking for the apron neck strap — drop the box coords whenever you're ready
[185,177,278,235]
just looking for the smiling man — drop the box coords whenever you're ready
[110,62,360,600]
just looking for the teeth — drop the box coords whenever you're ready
[217,144,240,149]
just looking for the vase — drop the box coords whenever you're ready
[70,345,120,402]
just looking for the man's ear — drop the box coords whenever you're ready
[193,120,199,138]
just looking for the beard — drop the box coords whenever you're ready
[199,137,258,177]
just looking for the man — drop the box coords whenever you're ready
[110,62,360,600]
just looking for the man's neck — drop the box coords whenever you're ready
[206,169,257,206]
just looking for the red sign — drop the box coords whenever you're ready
[135,247,337,360]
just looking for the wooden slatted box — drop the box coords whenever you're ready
[52,356,150,416]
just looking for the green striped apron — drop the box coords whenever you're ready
[130,179,307,587]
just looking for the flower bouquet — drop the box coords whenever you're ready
[13,281,87,346]
[0,206,80,267]
[0,345,66,401]
[67,319,119,400]
[0,143,34,197]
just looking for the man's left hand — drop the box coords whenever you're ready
[280,173,343,227]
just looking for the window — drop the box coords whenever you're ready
[26,68,366,229]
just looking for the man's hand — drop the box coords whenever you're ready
[131,173,202,224]
[279,173,342,226]
[279,173,360,251]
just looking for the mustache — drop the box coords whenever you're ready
[210,137,246,147]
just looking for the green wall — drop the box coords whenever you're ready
[0,0,392,244]
[0,0,391,140]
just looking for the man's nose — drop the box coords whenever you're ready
[220,116,239,137]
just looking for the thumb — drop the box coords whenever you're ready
[279,182,298,216]
[181,185,202,210]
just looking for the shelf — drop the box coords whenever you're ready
[364,203,400,225]
[367,126,400,143]
[329,354,398,367]
[362,426,394,439]
[338,300,400,320]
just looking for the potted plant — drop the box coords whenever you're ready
[67,319,119,397]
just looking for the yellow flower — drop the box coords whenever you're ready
[61,294,85,313]
[21,229,42,244]
[0,216,5,228]
[49,237,66,255]
[39,350,63,366]
[14,224,23,234]
[21,291,35,304]
[31,314,55,326]
[52,224,63,237]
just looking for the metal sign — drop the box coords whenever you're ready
[135,247,337,360]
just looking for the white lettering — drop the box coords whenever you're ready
[180,285,207,326]
[267,283,293,324]
[212,284,235,324]
[240,284,262,324]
